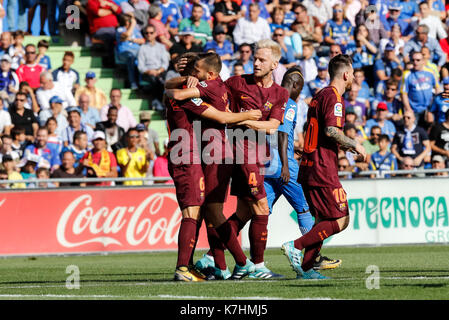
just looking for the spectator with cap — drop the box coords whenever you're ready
[204,24,234,67]
[232,3,271,47]
[96,105,126,153]
[15,44,46,90]
[24,126,61,172]
[61,130,89,167]
[179,3,212,47]
[307,57,329,97]
[76,93,101,129]
[135,123,156,163]
[1,154,25,189]
[80,130,118,186]
[431,155,448,177]
[373,41,403,97]
[365,102,397,141]
[74,71,108,111]
[391,110,431,169]
[417,0,447,40]
[429,109,449,162]
[430,78,449,124]
[382,1,414,40]
[18,153,39,186]
[169,26,203,61]
[51,51,80,95]
[139,110,160,156]
[0,55,19,103]
[61,107,95,147]
[355,3,388,47]
[148,4,173,50]
[323,3,355,55]
[10,91,39,141]
[400,51,439,125]
[403,24,446,67]
[36,71,77,111]
[51,150,86,187]
[38,96,69,133]
[137,24,170,105]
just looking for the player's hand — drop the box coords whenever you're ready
[247,109,262,120]
[353,143,366,163]
[175,57,188,73]
[280,166,290,184]
[186,76,199,88]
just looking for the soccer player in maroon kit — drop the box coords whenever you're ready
[165,53,261,281]
[282,54,366,279]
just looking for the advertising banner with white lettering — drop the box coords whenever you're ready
[0,187,237,256]
[244,178,449,248]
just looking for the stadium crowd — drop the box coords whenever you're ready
[0,0,449,188]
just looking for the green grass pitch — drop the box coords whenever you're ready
[0,245,448,300]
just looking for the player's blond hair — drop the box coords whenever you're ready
[254,39,282,63]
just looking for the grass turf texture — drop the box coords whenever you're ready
[0,245,448,300]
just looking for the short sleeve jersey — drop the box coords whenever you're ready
[298,86,345,188]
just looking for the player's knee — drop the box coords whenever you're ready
[338,215,350,231]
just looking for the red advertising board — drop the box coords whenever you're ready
[0,187,238,256]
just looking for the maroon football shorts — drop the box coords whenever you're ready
[230,163,266,202]
[202,163,232,204]
[302,185,349,220]
[168,163,205,210]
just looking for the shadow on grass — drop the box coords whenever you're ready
[383,283,448,288]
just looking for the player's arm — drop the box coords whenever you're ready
[325,126,366,162]
[165,87,200,101]
[278,131,290,184]
[238,118,281,135]
[164,76,199,89]
[200,107,261,124]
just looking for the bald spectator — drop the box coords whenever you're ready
[36,71,77,111]
[403,24,446,67]
[77,93,101,129]
[0,32,12,56]
[100,88,137,132]
[74,71,108,111]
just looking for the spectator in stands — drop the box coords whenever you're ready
[51,150,86,187]
[160,0,182,37]
[116,127,150,186]
[77,93,101,129]
[169,26,203,61]
[139,111,160,156]
[36,71,77,111]
[232,3,271,47]
[362,125,381,157]
[352,68,372,107]
[45,116,63,157]
[0,99,12,135]
[96,105,126,153]
[62,108,94,147]
[204,24,234,67]
[303,0,332,26]
[0,32,12,58]
[116,13,145,90]
[369,134,398,177]
[421,46,440,83]
[10,30,25,70]
[135,123,155,163]
[352,24,377,68]
[344,123,368,172]
[383,1,414,40]
[307,57,329,97]
[36,167,56,188]
[0,55,19,103]
[398,0,419,23]
[323,3,355,55]
[24,126,61,172]
[430,77,449,124]
[403,24,446,67]
[51,51,80,95]
[374,42,403,96]
[230,43,253,75]
[38,96,69,132]
[391,110,431,169]
[148,4,173,50]
[2,154,25,188]
[0,134,20,162]
[292,3,323,45]
[298,42,317,83]
[401,51,439,125]
[81,130,118,186]
[398,156,415,178]
[152,138,172,184]
[344,83,367,127]
[379,24,405,56]
[74,71,108,111]
[10,126,27,158]
[431,155,448,176]
[271,27,296,69]
[120,0,150,31]
[18,153,39,187]
[179,3,212,47]
[338,155,353,179]
[417,0,447,40]
[137,24,170,106]
[10,92,38,141]
[15,44,45,89]
[429,109,449,161]
[232,62,245,76]
[372,79,404,124]
[365,102,397,141]
[36,39,51,70]
[61,130,89,167]
[182,0,212,23]
[213,0,243,34]
[86,0,122,44]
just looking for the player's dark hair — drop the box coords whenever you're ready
[179,52,200,77]
[196,52,222,74]
[378,134,390,143]
[328,54,353,80]
[281,66,304,93]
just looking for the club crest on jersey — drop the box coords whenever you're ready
[334,103,343,117]
[263,101,273,111]
[251,187,259,195]
[199,81,207,87]
[339,203,347,211]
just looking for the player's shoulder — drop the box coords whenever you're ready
[318,86,342,102]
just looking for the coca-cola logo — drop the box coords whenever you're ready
[56,193,182,248]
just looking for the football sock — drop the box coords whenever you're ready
[216,221,247,267]
[189,217,203,266]
[249,215,268,265]
[297,211,315,235]
[302,241,323,271]
[206,226,227,270]
[205,213,244,257]
[176,218,198,268]
[294,219,340,251]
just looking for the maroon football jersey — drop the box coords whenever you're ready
[165,93,208,165]
[298,86,346,188]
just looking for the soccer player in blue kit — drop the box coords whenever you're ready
[264,66,342,272]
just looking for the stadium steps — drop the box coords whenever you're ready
[23,35,168,141]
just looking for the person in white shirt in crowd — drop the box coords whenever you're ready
[232,3,271,47]
[0,98,12,135]
[417,0,447,40]
[100,88,137,133]
[51,51,80,95]
[303,0,333,26]
[36,71,77,110]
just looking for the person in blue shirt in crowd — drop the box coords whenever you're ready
[323,3,355,55]
[352,24,377,68]
[430,77,449,124]
[369,134,398,178]
[160,0,183,35]
[374,41,403,97]
[399,0,419,22]
[401,51,439,124]
[307,58,329,97]
[372,78,404,125]
[280,0,295,26]
[382,1,414,39]
[204,24,234,67]
[229,43,253,75]
[182,0,212,21]
[353,68,373,107]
